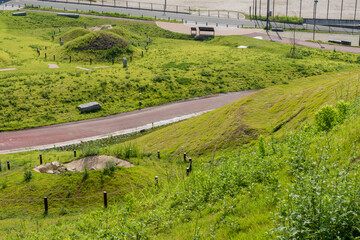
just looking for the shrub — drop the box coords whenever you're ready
[315,105,338,131]
[337,100,350,124]
[23,170,33,182]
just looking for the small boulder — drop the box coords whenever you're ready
[47,170,54,174]
[78,102,101,113]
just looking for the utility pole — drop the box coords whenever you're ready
[266,0,271,30]
[272,0,275,17]
[326,0,330,19]
[300,0,303,18]
[313,0,318,41]
[340,0,344,20]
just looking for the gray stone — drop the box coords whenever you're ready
[12,12,26,16]
[47,170,54,174]
[57,13,79,18]
[78,102,101,113]
[51,161,60,168]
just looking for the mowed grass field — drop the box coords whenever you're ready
[0,11,359,131]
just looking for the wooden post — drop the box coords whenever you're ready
[40,154,43,165]
[103,191,108,208]
[7,161,10,170]
[44,197,48,214]
[157,150,160,159]
[184,153,187,162]
[74,150,77,158]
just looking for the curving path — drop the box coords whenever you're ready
[0,90,257,154]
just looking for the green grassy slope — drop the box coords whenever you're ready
[132,68,360,155]
[0,11,359,131]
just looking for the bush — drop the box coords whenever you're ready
[337,100,350,124]
[23,170,33,182]
[315,105,338,131]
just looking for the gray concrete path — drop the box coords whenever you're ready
[0,90,257,154]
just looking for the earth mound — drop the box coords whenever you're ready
[65,31,129,51]
[33,155,134,174]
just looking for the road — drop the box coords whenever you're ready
[0,90,257,154]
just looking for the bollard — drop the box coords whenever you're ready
[0,161,2,172]
[186,167,190,176]
[40,154,43,165]
[74,150,77,158]
[45,53,47,59]
[44,197,48,214]
[123,57,127,68]
[90,58,92,65]
[84,23,87,29]
[53,55,55,61]
[69,56,72,63]
[188,158,192,172]
[157,150,160,159]
[184,153,187,162]
[130,55,133,62]
[103,191,107,208]
[155,176,158,187]
[7,161,10,170]
[141,51,144,57]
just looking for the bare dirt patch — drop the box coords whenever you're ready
[33,155,134,174]
[65,155,134,172]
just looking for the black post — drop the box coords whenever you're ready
[40,154,43,165]
[141,51,144,57]
[186,167,190,176]
[7,161,10,170]
[183,153,187,162]
[188,158,192,172]
[103,191,107,208]
[155,176,159,187]
[45,53,47,59]
[0,162,2,172]
[69,56,72,63]
[74,150,77,158]
[53,55,55,61]
[44,197,48,214]
[90,58,92,65]
[157,150,160,159]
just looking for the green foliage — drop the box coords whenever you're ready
[315,105,338,131]
[80,145,101,157]
[82,167,89,182]
[258,135,266,157]
[23,170,33,182]
[337,100,350,124]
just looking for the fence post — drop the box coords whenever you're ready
[7,161,10,170]
[155,176,159,187]
[183,153,187,162]
[74,150,77,157]
[40,154,43,165]
[157,150,160,159]
[186,167,190,176]
[44,197,48,214]
[103,191,108,208]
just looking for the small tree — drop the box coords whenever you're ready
[315,105,338,132]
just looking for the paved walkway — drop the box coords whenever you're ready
[0,90,257,154]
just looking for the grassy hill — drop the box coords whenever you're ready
[1,68,360,239]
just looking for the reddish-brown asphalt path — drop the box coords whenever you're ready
[0,90,257,153]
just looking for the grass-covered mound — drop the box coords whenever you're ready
[65,31,129,51]
[57,27,90,43]
[0,52,12,66]
[131,68,360,155]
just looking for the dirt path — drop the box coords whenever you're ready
[0,90,257,153]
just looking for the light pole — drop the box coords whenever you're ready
[266,0,271,30]
[313,0,318,41]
